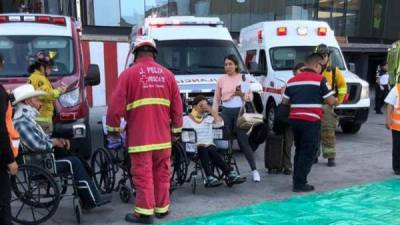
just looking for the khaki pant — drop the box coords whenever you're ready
[321,105,337,159]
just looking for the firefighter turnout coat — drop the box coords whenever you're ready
[106,56,183,154]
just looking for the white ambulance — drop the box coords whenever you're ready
[239,20,370,134]
[126,16,262,111]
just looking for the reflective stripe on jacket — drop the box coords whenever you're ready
[106,56,183,154]
[27,70,61,120]
[6,102,19,157]
[322,67,347,104]
[391,84,400,131]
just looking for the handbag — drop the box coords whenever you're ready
[237,102,264,131]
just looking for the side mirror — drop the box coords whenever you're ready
[85,64,100,86]
[348,62,356,73]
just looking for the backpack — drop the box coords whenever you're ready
[387,41,400,85]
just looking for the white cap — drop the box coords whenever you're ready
[133,36,157,53]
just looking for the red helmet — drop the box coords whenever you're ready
[132,37,157,54]
[30,51,54,66]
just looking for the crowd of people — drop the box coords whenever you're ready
[0,37,398,225]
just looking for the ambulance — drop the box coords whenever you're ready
[0,14,100,158]
[239,20,370,134]
[126,16,262,111]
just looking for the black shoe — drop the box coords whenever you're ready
[96,194,112,207]
[394,170,400,175]
[125,213,154,224]
[293,184,315,193]
[327,158,336,167]
[376,111,383,114]
[155,211,169,219]
[313,158,319,164]
[283,168,292,175]
[205,176,223,188]
[227,171,246,185]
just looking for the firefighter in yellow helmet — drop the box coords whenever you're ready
[315,44,347,167]
[27,51,66,134]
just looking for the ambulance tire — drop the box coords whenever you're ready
[266,101,276,132]
[340,122,362,134]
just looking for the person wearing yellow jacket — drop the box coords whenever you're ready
[315,44,347,167]
[27,51,65,134]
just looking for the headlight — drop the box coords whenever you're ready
[360,85,369,99]
[59,88,80,107]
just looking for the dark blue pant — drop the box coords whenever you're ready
[0,172,12,225]
[56,156,100,205]
[290,119,321,187]
[392,130,400,173]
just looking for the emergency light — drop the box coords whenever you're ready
[0,15,66,25]
[147,17,223,27]
[277,27,287,36]
[318,27,327,36]
[297,26,308,36]
[257,30,263,42]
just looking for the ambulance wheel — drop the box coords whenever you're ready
[266,101,276,132]
[341,122,361,134]
[119,185,132,203]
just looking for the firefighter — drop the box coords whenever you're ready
[27,51,66,134]
[106,37,183,224]
[315,44,347,167]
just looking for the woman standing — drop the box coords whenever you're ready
[212,55,260,182]
[27,51,65,134]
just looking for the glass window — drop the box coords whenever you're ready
[251,1,285,23]
[317,0,331,21]
[0,36,74,77]
[285,0,315,20]
[155,39,246,75]
[208,0,231,30]
[0,0,75,16]
[269,46,345,71]
[231,0,250,32]
[145,0,169,17]
[86,0,145,26]
[331,0,345,35]
[345,0,361,36]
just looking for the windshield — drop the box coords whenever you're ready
[155,39,247,75]
[270,46,346,71]
[0,36,74,77]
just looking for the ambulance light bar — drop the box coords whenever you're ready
[0,15,66,26]
[277,27,287,36]
[318,27,327,36]
[147,17,223,27]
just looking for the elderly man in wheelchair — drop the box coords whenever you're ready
[12,84,110,210]
[183,95,246,188]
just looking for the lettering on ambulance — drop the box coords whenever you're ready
[176,78,218,84]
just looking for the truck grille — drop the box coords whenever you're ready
[343,83,361,104]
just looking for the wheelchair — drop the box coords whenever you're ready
[10,144,96,225]
[91,119,189,203]
[181,126,240,194]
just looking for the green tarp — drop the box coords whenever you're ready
[162,179,400,225]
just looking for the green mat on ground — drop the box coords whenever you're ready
[162,179,400,225]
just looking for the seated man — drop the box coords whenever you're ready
[12,84,109,208]
[183,95,246,187]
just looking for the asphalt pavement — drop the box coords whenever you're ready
[31,105,396,225]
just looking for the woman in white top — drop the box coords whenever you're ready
[212,55,260,182]
[183,95,246,187]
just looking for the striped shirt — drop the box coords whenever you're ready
[283,69,334,122]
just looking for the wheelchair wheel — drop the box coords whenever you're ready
[191,176,197,194]
[119,185,132,203]
[11,164,61,225]
[171,142,188,186]
[73,197,82,224]
[91,148,115,193]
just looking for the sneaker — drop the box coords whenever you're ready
[125,213,154,224]
[327,158,336,167]
[252,170,261,182]
[293,184,315,193]
[227,171,246,185]
[205,176,223,188]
